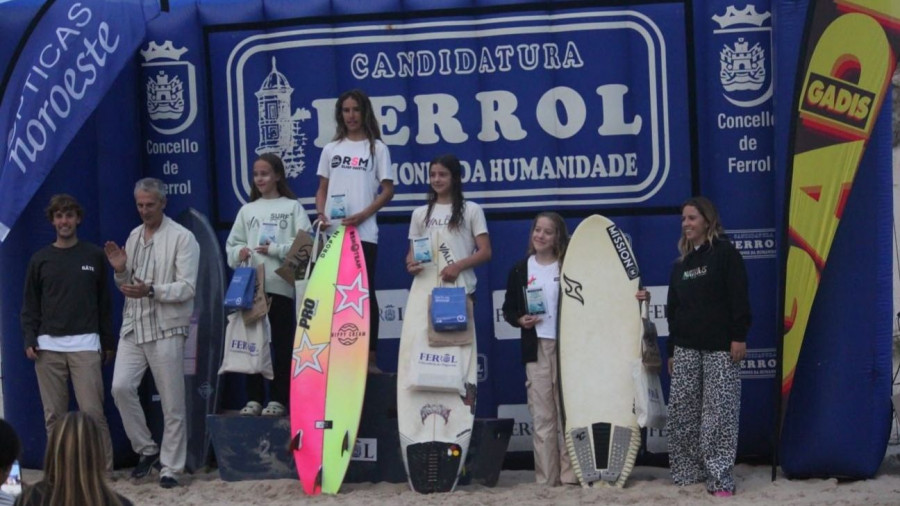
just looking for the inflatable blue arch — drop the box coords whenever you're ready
[0,0,892,479]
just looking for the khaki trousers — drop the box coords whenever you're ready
[526,338,576,485]
[34,349,114,471]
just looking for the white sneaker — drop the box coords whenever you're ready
[240,401,262,416]
[261,401,285,417]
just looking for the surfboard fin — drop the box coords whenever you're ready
[289,429,303,451]
[341,430,350,455]
[314,467,323,490]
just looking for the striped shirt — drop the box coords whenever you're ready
[120,232,189,343]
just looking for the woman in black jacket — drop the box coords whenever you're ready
[666,196,751,497]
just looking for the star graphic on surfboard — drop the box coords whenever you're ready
[292,331,328,377]
[334,272,369,317]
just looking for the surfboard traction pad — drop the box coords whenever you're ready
[565,422,641,488]
[406,441,464,493]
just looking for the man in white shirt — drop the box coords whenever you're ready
[105,178,199,489]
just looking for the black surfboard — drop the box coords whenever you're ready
[177,208,226,471]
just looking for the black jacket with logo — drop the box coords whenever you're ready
[502,258,540,364]
[666,237,751,355]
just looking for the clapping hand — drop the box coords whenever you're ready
[120,276,152,299]
[104,241,127,273]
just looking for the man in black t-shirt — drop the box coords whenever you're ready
[20,194,115,471]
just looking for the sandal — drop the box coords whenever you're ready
[261,401,286,417]
[240,401,262,416]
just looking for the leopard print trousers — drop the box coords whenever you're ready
[666,346,741,493]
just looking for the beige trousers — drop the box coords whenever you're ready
[34,349,114,471]
[111,333,186,478]
[525,338,576,485]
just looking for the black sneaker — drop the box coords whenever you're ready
[159,476,178,489]
[131,452,160,479]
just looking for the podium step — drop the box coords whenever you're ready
[459,417,514,487]
[208,374,513,485]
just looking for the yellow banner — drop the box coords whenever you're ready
[782,2,898,397]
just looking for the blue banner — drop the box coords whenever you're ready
[0,0,160,241]
[693,0,778,456]
[138,1,210,219]
[207,5,692,220]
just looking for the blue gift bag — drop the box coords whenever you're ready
[430,286,468,332]
[224,265,256,310]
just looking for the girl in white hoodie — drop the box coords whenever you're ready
[226,153,311,416]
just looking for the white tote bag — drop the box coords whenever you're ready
[633,359,667,429]
[219,312,273,379]
[407,336,471,395]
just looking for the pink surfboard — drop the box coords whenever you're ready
[289,225,370,495]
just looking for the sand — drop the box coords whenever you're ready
[20,447,900,505]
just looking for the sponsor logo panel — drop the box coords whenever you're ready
[498,404,534,453]
[351,438,377,462]
[377,289,409,340]
[739,347,776,380]
[728,228,776,260]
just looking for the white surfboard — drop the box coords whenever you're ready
[559,214,642,488]
[397,233,477,493]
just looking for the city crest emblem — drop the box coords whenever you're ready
[141,41,198,135]
[712,5,773,108]
[383,304,398,322]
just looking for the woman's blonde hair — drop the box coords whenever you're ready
[28,412,123,506]
[526,212,569,262]
[678,196,725,260]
